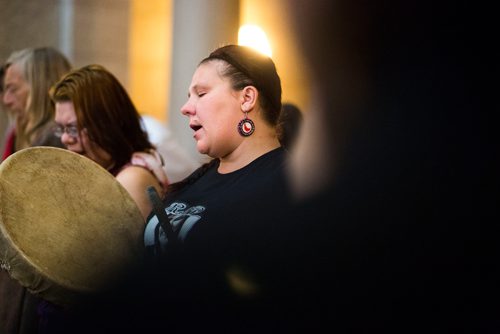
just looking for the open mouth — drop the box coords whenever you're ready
[190,124,202,132]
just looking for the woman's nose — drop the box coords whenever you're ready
[181,100,194,116]
[2,91,12,106]
[60,132,75,146]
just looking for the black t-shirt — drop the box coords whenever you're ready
[144,147,290,258]
[139,147,294,331]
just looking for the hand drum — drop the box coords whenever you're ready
[0,147,144,307]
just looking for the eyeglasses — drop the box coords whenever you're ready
[53,124,80,138]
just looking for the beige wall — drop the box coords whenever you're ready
[0,0,60,61]
[0,0,130,95]
[72,0,130,87]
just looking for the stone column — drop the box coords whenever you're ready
[168,0,239,163]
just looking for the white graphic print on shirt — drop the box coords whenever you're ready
[144,202,205,251]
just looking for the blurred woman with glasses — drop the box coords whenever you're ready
[50,64,168,220]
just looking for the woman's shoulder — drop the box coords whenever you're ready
[115,164,158,184]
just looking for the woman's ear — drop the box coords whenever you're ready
[241,86,258,112]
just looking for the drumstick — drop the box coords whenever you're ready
[146,186,178,248]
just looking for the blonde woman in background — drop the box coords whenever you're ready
[1,47,71,160]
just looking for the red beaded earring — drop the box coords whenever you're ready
[237,111,255,137]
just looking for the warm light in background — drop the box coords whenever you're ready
[238,24,272,57]
[129,0,172,123]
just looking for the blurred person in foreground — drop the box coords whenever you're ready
[275,0,494,332]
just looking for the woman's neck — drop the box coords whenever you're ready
[218,136,280,174]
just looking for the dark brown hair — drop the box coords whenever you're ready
[50,64,153,169]
[277,102,303,151]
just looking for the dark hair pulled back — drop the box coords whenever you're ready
[201,44,282,126]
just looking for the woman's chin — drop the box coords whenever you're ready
[196,144,209,155]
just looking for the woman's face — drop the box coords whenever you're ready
[2,63,30,118]
[180,61,243,158]
[54,101,112,169]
